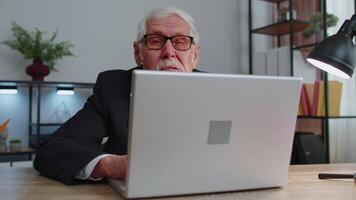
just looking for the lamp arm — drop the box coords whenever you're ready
[338,14,356,37]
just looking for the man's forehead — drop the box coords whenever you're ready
[146,15,191,34]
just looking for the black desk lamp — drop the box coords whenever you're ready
[307,14,356,183]
[307,14,356,79]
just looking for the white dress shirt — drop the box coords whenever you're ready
[76,154,113,181]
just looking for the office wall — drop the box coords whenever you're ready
[0,0,241,82]
[0,0,243,151]
[237,0,274,74]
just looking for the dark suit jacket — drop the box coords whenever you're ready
[34,66,201,184]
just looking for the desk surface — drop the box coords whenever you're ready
[0,164,355,200]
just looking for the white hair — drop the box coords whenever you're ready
[136,7,200,44]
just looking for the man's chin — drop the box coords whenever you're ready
[158,66,183,72]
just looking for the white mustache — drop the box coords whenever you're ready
[156,59,184,71]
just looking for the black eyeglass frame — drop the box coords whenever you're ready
[141,34,195,51]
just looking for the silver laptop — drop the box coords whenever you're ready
[109,70,302,199]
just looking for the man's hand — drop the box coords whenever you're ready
[91,155,127,180]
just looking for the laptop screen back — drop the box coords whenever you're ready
[123,70,302,198]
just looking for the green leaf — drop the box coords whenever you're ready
[1,21,74,71]
[302,12,339,38]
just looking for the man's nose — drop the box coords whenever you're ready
[161,40,176,59]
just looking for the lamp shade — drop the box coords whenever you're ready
[307,33,356,79]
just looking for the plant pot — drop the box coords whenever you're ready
[0,140,7,152]
[0,129,8,152]
[9,142,21,152]
[26,58,50,81]
[315,30,325,42]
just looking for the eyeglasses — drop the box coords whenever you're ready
[141,34,194,51]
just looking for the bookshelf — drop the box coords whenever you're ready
[248,0,356,163]
[0,80,94,161]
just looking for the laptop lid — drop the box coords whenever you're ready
[115,70,302,199]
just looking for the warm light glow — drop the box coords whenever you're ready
[0,89,18,94]
[307,58,351,79]
[57,89,75,95]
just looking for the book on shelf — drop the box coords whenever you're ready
[311,81,319,116]
[300,84,310,115]
[298,94,303,116]
[298,103,303,116]
[252,46,291,76]
[319,81,343,116]
[304,83,314,112]
[277,46,290,76]
[253,51,267,75]
[316,81,325,116]
[298,81,343,117]
[266,48,278,76]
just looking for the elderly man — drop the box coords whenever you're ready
[34,7,201,184]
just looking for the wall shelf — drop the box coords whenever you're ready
[0,80,93,88]
[298,116,356,119]
[0,80,94,159]
[259,0,288,3]
[29,123,63,126]
[251,20,308,36]
[0,147,35,156]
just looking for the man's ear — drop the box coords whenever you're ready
[192,45,200,68]
[134,42,142,65]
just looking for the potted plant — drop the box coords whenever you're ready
[9,139,22,152]
[302,12,339,40]
[2,22,74,81]
[277,7,297,22]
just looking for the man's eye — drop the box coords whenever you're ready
[151,39,161,43]
[174,38,189,44]
[175,40,185,44]
[149,38,162,43]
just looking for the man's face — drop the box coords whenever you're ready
[134,15,200,72]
